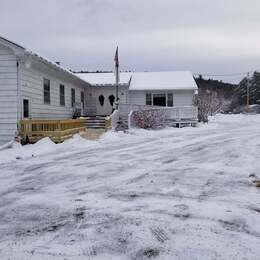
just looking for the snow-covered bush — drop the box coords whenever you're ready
[132,109,166,129]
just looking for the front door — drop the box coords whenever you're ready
[22,98,30,119]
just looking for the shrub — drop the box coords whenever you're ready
[132,109,166,129]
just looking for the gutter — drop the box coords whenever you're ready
[16,60,20,133]
[26,51,91,88]
[0,36,90,88]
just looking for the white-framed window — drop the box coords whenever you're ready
[167,93,173,107]
[153,93,166,106]
[146,93,152,106]
[145,92,174,107]
[71,88,75,107]
[22,97,31,119]
[81,91,85,109]
[60,84,65,106]
[43,78,50,104]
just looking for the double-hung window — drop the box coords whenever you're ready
[43,79,50,104]
[60,84,65,106]
[146,93,152,106]
[167,93,173,107]
[71,88,75,107]
[81,91,84,109]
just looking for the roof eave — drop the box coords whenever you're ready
[129,87,198,91]
[25,51,91,87]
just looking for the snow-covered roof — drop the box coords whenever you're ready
[0,36,89,86]
[0,37,197,90]
[129,71,198,91]
[75,71,198,90]
[75,72,132,86]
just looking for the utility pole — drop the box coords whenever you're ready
[247,72,250,109]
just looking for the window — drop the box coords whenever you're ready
[146,93,152,105]
[23,99,29,118]
[153,94,166,106]
[109,95,115,106]
[99,95,104,106]
[43,78,50,104]
[71,88,75,107]
[60,84,65,106]
[81,91,85,108]
[167,93,173,107]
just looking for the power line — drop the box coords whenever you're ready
[193,69,260,78]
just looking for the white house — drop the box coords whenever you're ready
[75,72,132,116]
[75,71,198,116]
[0,36,90,145]
[0,36,198,145]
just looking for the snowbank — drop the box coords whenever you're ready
[0,137,57,163]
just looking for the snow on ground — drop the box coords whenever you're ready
[0,114,260,260]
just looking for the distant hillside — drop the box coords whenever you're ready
[195,76,239,117]
[195,76,237,99]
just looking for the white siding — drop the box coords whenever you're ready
[128,91,146,105]
[129,90,194,107]
[0,44,18,145]
[173,90,194,106]
[20,60,88,119]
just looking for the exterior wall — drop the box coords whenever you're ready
[88,85,128,116]
[173,90,195,106]
[128,90,145,105]
[19,59,88,120]
[0,44,18,145]
[129,89,195,107]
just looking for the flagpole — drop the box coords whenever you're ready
[116,65,119,109]
[114,46,119,109]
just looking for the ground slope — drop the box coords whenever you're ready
[0,115,260,260]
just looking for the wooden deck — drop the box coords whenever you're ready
[20,117,113,143]
[167,119,198,128]
[20,119,87,143]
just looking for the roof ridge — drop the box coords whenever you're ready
[0,35,90,86]
[0,35,25,50]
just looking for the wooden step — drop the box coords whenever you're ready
[80,129,106,140]
[85,116,107,129]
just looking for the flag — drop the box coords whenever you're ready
[114,47,120,105]
[114,46,120,84]
[114,46,119,68]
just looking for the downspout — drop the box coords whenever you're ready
[16,59,21,135]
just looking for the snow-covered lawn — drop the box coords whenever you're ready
[0,114,260,260]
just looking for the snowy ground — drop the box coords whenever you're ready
[0,114,260,260]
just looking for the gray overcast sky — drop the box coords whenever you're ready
[1,0,260,83]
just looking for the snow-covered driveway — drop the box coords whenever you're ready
[0,115,260,260]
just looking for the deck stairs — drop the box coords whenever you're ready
[80,129,106,140]
[85,116,106,129]
[81,116,107,140]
